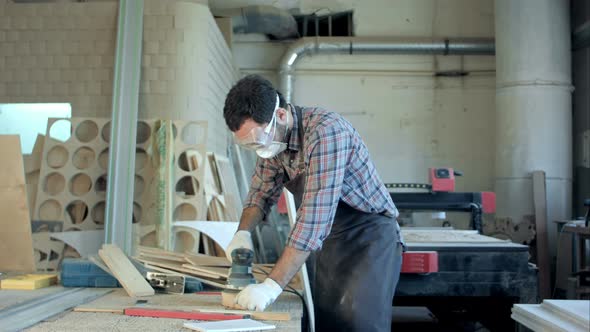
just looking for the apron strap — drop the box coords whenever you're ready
[294,105,305,166]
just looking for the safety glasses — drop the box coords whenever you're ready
[233,95,280,150]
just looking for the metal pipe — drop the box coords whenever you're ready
[278,37,495,102]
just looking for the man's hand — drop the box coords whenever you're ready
[235,278,282,311]
[225,230,254,262]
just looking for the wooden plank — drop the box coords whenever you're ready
[99,244,154,297]
[184,252,231,267]
[212,155,241,222]
[74,306,124,314]
[124,307,247,320]
[185,150,202,252]
[181,264,229,279]
[74,305,291,321]
[136,257,226,281]
[155,121,175,250]
[138,245,186,258]
[512,304,587,332]
[139,252,187,263]
[0,135,36,272]
[23,134,45,174]
[532,170,551,299]
[542,300,590,329]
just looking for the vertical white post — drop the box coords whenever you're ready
[494,0,573,257]
[283,188,315,332]
[105,0,144,254]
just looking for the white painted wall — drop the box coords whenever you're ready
[232,0,496,192]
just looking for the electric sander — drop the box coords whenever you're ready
[221,248,256,309]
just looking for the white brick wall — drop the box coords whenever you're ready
[0,0,237,154]
[0,0,117,117]
[139,0,238,155]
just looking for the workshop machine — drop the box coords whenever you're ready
[388,168,538,331]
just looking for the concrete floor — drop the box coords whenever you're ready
[0,286,66,311]
[0,286,303,331]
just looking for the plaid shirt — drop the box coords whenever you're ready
[244,106,402,251]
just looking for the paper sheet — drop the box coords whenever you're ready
[183,319,275,332]
[173,221,238,250]
[50,230,104,258]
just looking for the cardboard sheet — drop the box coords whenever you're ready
[0,135,36,272]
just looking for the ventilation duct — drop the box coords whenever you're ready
[278,37,495,103]
[214,5,299,40]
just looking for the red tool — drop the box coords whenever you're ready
[401,251,439,273]
[429,167,458,192]
[124,308,249,321]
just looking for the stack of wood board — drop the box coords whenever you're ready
[134,246,301,291]
[511,300,589,332]
[402,229,509,243]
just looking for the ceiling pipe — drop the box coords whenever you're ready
[278,37,495,103]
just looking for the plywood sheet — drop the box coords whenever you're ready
[0,135,36,272]
[512,304,587,332]
[543,300,590,329]
[401,229,507,243]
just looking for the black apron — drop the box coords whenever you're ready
[283,106,403,332]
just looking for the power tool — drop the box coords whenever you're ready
[221,248,257,309]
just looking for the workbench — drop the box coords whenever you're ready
[395,230,538,331]
[23,288,303,331]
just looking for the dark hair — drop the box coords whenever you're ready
[223,74,286,131]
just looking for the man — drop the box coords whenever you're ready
[223,74,403,331]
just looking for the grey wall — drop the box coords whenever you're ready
[233,0,496,197]
[572,0,590,217]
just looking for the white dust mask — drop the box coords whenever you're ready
[256,141,287,159]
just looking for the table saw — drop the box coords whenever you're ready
[396,229,538,330]
[389,168,538,331]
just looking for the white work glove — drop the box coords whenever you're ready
[225,230,254,263]
[235,278,283,312]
